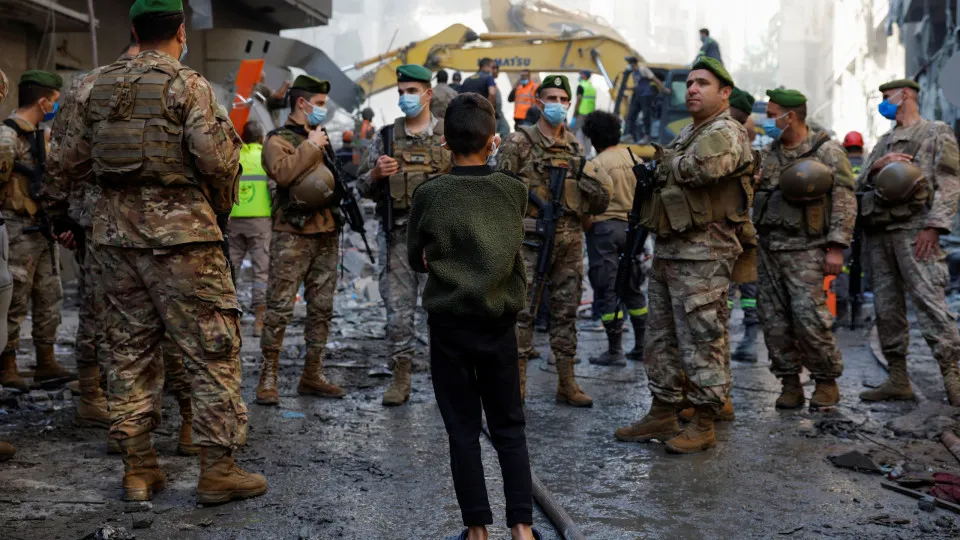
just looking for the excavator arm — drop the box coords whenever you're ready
[481,0,630,45]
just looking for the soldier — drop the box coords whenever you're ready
[357,64,452,406]
[228,120,272,338]
[255,75,345,404]
[430,70,458,120]
[856,79,960,405]
[497,74,611,407]
[0,70,72,390]
[753,89,855,409]
[0,67,16,462]
[580,110,647,367]
[43,0,266,503]
[613,58,754,453]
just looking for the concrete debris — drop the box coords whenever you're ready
[81,526,137,540]
[341,250,375,279]
[885,402,960,440]
[828,451,882,473]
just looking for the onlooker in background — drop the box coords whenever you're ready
[843,131,866,175]
[450,71,463,92]
[508,69,538,131]
[624,57,669,144]
[254,72,290,110]
[696,28,723,64]
[430,70,458,120]
[573,70,597,150]
[490,64,511,138]
[460,58,497,106]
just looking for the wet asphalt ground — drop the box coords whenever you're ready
[2,293,960,539]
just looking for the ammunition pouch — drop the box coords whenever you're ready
[388,118,452,211]
[753,189,830,237]
[858,179,931,229]
[642,173,751,237]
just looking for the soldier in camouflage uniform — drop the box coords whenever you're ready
[497,74,611,408]
[0,70,73,390]
[614,58,754,454]
[0,67,18,463]
[855,79,960,405]
[753,89,856,410]
[357,64,453,406]
[42,0,266,503]
[255,75,345,404]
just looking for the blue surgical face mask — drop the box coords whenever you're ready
[878,92,902,120]
[42,100,59,123]
[399,93,423,118]
[519,78,529,85]
[179,42,189,63]
[307,104,327,126]
[700,35,707,43]
[762,114,789,140]
[541,101,569,126]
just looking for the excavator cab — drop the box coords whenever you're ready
[654,67,692,145]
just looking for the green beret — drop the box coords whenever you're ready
[538,74,571,98]
[19,70,63,91]
[691,56,734,87]
[396,64,432,83]
[130,0,183,21]
[729,87,755,114]
[878,79,920,93]
[765,88,807,108]
[291,75,330,95]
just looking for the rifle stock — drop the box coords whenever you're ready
[381,126,395,237]
[321,133,375,264]
[613,149,656,318]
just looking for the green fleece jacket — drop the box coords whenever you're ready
[407,165,528,320]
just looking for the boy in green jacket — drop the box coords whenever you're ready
[407,93,540,540]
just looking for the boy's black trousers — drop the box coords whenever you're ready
[429,315,533,528]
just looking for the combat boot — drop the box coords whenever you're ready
[196,447,268,505]
[177,396,199,456]
[34,344,77,383]
[679,396,734,422]
[255,350,280,406]
[775,374,805,409]
[555,356,593,407]
[859,355,915,402]
[0,440,15,461]
[518,356,528,403]
[665,405,717,454]
[252,305,266,338]
[732,323,759,363]
[119,434,166,501]
[76,365,110,428]
[626,316,646,361]
[0,349,27,390]
[809,379,840,410]
[615,398,679,442]
[298,350,345,398]
[589,322,626,366]
[382,358,412,406]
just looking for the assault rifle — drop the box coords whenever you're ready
[848,192,864,329]
[4,119,59,275]
[320,131,375,264]
[525,160,585,319]
[613,149,656,315]
[380,125,395,237]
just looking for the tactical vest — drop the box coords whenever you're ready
[230,143,271,218]
[577,80,597,115]
[515,126,590,218]
[88,59,195,187]
[640,121,754,239]
[0,119,43,217]
[388,117,452,211]
[858,123,936,228]
[753,132,833,237]
[267,126,340,229]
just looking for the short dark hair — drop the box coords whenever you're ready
[436,70,449,84]
[582,111,621,151]
[133,12,185,44]
[453,72,462,81]
[242,121,264,144]
[784,103,807,122]
[288,88,316,107]
[729,108,750,124]
[478,58,495,70]
[700,28,710,36]
[443,93,495,156]
[18,83,57,108]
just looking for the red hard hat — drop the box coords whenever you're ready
[343,130,353,143]
[843,131,864,148]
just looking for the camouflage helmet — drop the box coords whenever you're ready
[780,159,833,202]
[875,161,925,204]
[289,165,337,210]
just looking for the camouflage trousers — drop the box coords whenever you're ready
[99,244,246,449]
[645,257,733,407]
[378,224,426,367]
[3,218,62,351]
[757,245,843,380]
[261,231,338,356]
[517,227,583,363]
[866,228,960,372]
[76,238,190,400]
[228,217,272,307]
